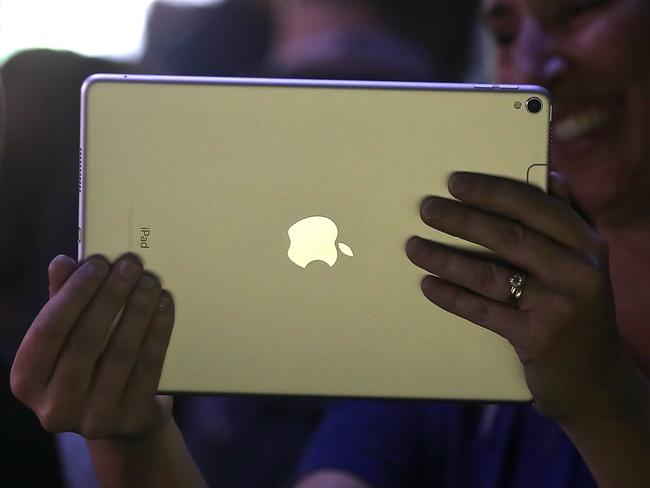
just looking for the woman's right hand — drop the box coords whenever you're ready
[10,254,175,441]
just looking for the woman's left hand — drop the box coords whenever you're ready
[406,171,629,422]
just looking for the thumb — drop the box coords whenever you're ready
[48,255,79,298]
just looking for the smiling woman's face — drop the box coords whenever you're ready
[482,0,650,225]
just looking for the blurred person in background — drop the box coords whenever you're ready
[139,0,272,76]
[142,0,481,82]
[261,0,481,80]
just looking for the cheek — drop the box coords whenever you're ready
[610,10,650,184]
[572,4,650,82]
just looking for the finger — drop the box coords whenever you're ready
[447,172,600,255]
[87,274,162,418]
[48,255,79,298]
[420,275,527,344]
[49,255,144,398]
[10,258,110,397]
[420,196,585,290]
[406,236,545,310]
[119,292,175,414]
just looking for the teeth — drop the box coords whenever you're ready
[554,109,611,143]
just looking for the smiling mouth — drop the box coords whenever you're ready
[554,106,613,143]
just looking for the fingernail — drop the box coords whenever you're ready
[138,274,157,290]
[422,197,443,220]
[50,255,76,273]
[119,260,140,280]
[449,173,468,194]
[421,275,435,289]
[158,292,172,312]
[87,260,109,278]
[406,236,422,252]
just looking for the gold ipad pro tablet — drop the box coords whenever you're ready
[79,76,550,401]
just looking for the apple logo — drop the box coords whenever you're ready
[288,216,354,268]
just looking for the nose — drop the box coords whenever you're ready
[515,18,569,88]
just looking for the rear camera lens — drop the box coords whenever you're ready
[526,97,543,114]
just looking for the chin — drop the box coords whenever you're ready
[562,158,645,225]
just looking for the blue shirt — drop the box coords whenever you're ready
[295,401,596,488]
